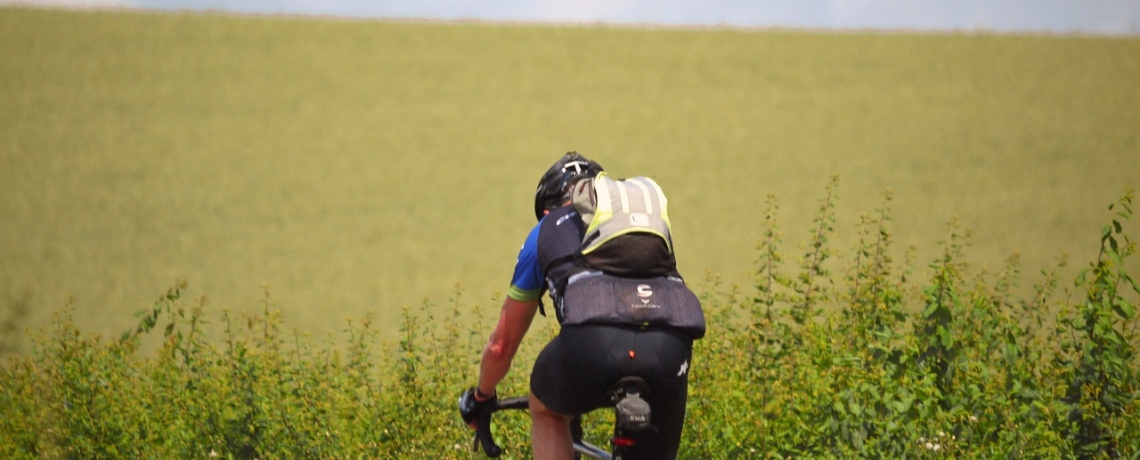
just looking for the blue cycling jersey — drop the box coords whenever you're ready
[507,220,544,302]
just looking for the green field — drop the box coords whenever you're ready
[2,7,1138,348]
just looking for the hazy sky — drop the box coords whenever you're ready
[8,0,1140,35]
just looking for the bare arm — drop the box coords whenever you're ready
[476,296,540,397]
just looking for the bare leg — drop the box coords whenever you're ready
[530,392,574,460]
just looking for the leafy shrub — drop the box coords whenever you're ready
[2,186,1137,459]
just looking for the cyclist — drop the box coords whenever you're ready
[459,152,697,460]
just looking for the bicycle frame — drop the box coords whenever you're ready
[474,396,616,460]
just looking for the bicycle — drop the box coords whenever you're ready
[472,376,653,460]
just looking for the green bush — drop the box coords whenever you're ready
[2,186,1138,459]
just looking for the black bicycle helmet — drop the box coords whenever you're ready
[534,151,604,221]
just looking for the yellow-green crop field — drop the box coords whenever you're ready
[2,7,1138,348]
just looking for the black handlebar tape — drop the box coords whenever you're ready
[473,397,529,457]
[475,405,503,457]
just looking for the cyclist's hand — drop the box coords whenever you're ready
[458,387,496,429]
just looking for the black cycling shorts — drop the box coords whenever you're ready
[530,324,693,460]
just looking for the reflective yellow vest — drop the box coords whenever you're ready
[571,172,674,256]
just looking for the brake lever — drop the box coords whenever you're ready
[474,405,503,457]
